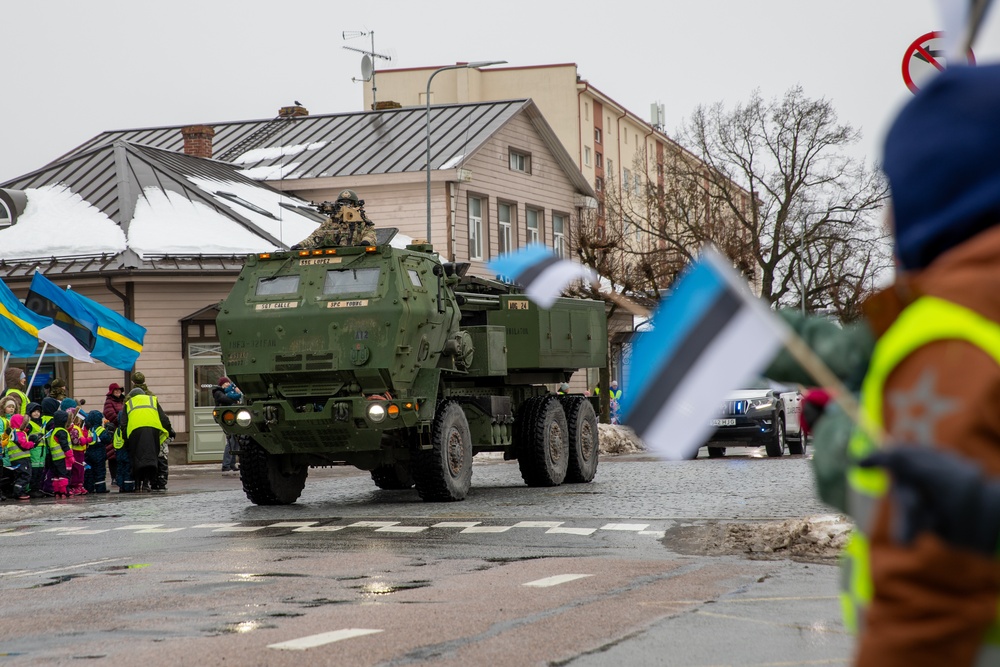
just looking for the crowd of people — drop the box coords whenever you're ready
[0,367,174,500]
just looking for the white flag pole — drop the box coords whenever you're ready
[0,351,10,391]
[27,343,48,396]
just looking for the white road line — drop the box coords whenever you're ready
[374,526,427,533]
[65,530,111,535]
[40,527,85,533]
[268,628,383,651]
[2,557,127,578]
[347,521,399,528]
[600,523,650,532]
[546,527,597,536]
[193,523,239,529]
[639,530,666,538]
[523,574,593,588]
[115,525,163,530]
[136,528,186,533]
[512,521,564,528]
[461,526,511,533]
[0,531,33,537]
[293,525,345,532]
[213,526,265,532]
[269,522,318,528]
[431,521,480,528]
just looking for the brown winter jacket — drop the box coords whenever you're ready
[856,224,1000,666]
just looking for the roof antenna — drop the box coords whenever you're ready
[343,30,392,110]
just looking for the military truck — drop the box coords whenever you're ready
[214,229,607,505]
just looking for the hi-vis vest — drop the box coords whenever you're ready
[125,395,169,445]
[5,389,27,415]
[842,296,1000,658]
[4,429,30,462]
[46,427,68,461]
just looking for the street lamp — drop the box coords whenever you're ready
[426,60,506,245]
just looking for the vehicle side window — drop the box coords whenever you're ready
[323,268,381,296]
[256,275,300,296]
[407,269,423,288]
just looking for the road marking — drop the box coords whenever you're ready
[269,522,318,528]
[268,628,383,651]
[193,523,239,529]
[293,525,345,532]
[512,521,563,528]
[40,527,85,532]
[65,530,111,535]
[431,521,480,528]
[524,574,593,588]
[600,523,650,532]
[375,526,427,533]
[461,526,511,533]
[136,528,186,533]
[348,521,399,528]
[213,526,265,532]
[0,531,33,537]
[115,525,163,530]
[2,558,127,578]
[546,527,597,536]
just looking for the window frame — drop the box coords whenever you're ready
[552,212,568,258]
[525,206,543,245]
[497,200,515,256]
[468,195,484,260]
[594,127,602,144]
[583,146,591,167]
[508,148,532,174]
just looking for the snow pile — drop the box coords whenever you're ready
[0,184,127,259]
[718,515,852,560]
[599,424,646,455]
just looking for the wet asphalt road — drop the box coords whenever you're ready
[0,451,852,666]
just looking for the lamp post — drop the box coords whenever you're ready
[426,60,506,245]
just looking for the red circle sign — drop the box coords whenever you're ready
[902,31,976,93]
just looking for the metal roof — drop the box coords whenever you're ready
[53,100,593,194]
[0,252,247,281]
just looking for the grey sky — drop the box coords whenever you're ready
[3,1,996,184]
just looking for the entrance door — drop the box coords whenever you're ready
[188,356,227,463]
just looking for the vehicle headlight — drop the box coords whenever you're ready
[235,409,253,427]
[748,398,774,411]
[367,403,386,423]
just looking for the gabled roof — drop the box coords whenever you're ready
[57,100,594,195]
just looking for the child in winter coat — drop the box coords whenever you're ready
[46,410,72,497]
[25,403,48,497]
[66,408,92,495]
[5,414,35,499]
[83,410,110,493]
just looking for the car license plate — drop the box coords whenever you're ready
[711,418,736,427]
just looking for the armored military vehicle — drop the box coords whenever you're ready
[215,229,607,505]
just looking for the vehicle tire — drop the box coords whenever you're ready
[707,446,727,458]
[764,414,786,458]
[559,396,598,483]
[788,432,807,456]
[240,438,308,505]
[516,396,569,487]
[412,401,473,501]
[370,462,414,490]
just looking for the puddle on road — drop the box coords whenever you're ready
[294,598,351,608]
[209,620,278,635]
[32,574,83,588]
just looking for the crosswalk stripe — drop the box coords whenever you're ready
[524,574,593,588]
[193,523,239,529]
[431,521,480,528]
[213,526,265,532]
[65,530,111,535]
[115,525,163,530]
[136,528,186,533]
[461,526,512,533]
[268,628,383,651]
[269,522,318,528]
[546,526,597,536]
[347,521,399,528]
[292,525,345,532]
[600,523,650,532]
[375,526,427,533]
[512,521,563,528]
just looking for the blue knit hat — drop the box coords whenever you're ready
[884,63,1000,270]
[60,398,78,410]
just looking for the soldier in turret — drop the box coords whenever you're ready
[295,189,377,249]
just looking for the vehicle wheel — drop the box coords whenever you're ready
[370,462,414,490]
[240,438,307,505]
[516,396,569,487]
[559,396,598,483]
[707,446,727,458]
[788,432,807,456]
[412,401,472,501]
[764,415,786,458]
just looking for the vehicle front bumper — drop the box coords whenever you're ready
[706,413,777,445]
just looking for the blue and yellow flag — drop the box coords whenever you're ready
[64,289,145,371]
[0,277,51,357]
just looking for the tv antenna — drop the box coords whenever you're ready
[342,30,392,109]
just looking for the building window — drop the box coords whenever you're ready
[594,128,602,144]
[526,207,541,244]
[584,102,590,121]
[509,149,531,174]
[595,177,603,192]
[583,146,591,167]
[623,168,631,190]
[634,173,642,195]
[552,213,567,258]
[595,152,603,169]
[498,202,513,255]
[624,131,627,145]
[607,158,613,176]
[469,196,483,260]
[597,202,605,218]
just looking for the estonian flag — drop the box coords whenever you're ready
[24,272,98,363]
[63,289,145,371]
[0,278,52,357]
[619,249,789,460]
[488,244,598,309]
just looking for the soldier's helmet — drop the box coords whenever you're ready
[336,189,360,204]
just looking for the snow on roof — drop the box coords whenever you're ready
[0,184,127,260]
[231,142,328,165]
[237,162,302,181]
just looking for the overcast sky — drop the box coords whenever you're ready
[3,1,997,184]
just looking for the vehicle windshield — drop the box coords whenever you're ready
[323,267,381,296]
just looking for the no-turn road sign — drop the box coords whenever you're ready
[902,31,976,93]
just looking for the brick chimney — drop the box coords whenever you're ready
[374,101,402,110]
[181,125,215,159]
[278,105,309,118]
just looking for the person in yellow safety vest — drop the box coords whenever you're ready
[46,410,71,497]
[2,367,29,415]
[840,64,1000,666]
[119,389,173,493]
